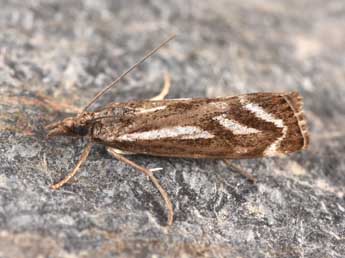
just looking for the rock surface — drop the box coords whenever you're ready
[0,0,344,257]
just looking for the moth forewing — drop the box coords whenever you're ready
[90,92,309,159]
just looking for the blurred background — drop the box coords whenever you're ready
[0,0,344,257]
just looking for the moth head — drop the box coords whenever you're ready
[46,116,90,138]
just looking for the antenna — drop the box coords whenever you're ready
[82,34,176,112]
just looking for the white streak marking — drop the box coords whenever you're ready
[135,106,166,113]
[240,98,287,156]
[264,126,288,156]
[242,102,284,128]
[213,115,260,135]
[118,126,214,142]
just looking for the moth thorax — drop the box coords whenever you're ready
[93,107,128,121]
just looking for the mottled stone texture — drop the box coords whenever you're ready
[0,0,344,257]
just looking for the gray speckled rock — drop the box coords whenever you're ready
[0,0,344,257]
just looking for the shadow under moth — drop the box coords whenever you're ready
[46,35,309,225]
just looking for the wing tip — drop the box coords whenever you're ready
[282,92,310,150]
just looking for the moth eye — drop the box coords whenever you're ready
[73,126,88,136]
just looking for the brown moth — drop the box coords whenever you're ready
[46,35,309,225]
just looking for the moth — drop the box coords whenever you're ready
[46,35,309,225]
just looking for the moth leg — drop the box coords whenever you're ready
[110,148,163,173]
[223,160,256,184]
[150,72,171,100]
[109,148,135,155]
[149,167,163,173]
[107,147,173,226]
[51,143,93,189]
